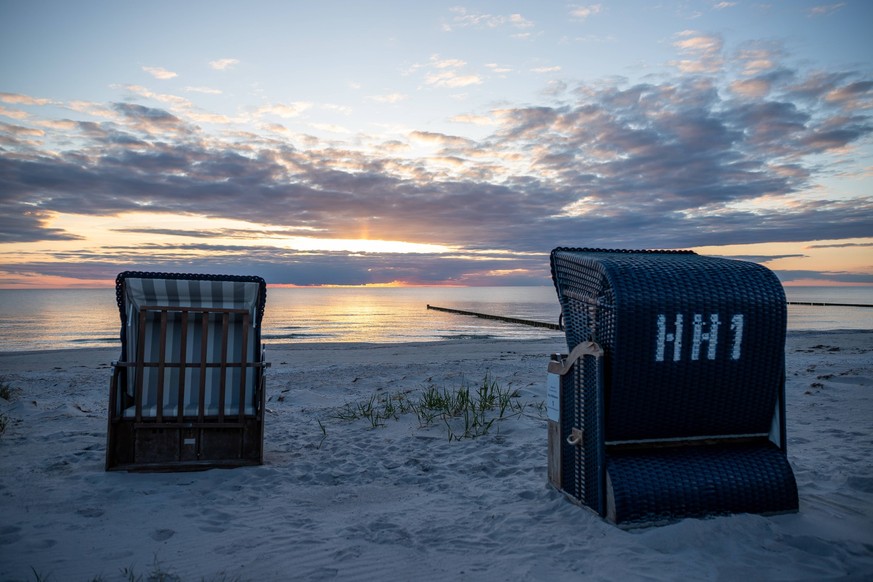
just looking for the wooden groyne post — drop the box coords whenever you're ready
[426,305,563,331]
[427,301,873,331]
[427,302,872,334]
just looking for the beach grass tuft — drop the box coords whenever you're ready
[0,377,12,400]
[316,417,328,449]
[26,555,248,582]
[333,374,525,441]
[331,390,416,428]
[1,378,12,438]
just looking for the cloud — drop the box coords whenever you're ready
[0,120,44,137]
[1,241,537,286]
[118,84,192,108]
[774,269,873,285]
[0,106,29,120]
[412,55,484,89]
[1,55,872,285]
[734,45,782,76]
[310,123,351,134]
[445,7,534,31]
[185,86,223,95]
[729,68,794,99]
[0,209,83,243]
[0,93,52,106]
[142,66,178,80]
[672,31,724,74]
[0,120,44,149]
[450,113,495,126]
[808,3,846,17]
[433,57,467,69]
[717,254,806,263]
[186,111,233,124]
[425,71,482,88]
[569,4,602,22]
[67,100,116,118]
[256,102,312,118]
[531,66,562,74]
[409,131,474,149]
[807,242,873,249]
[321,103,353,116]
[485,63,513,74]
[366,93,408,104]
[112,102,192,135]
[209,58,239,70]
[824,80,873,109]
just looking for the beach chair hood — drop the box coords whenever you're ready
[115,272,266,360]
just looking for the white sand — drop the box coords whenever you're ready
[1,332,871,581]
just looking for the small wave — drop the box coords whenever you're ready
[263,332,333,340]
[71,337,118,344]
[438,333,498,341]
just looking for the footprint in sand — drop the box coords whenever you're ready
[150,528,176,541]
[847,476,873,493]
[77,507,104,518]
[0,525,22,545]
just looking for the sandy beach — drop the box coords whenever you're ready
[1,331,871,581]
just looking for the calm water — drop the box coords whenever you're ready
[1,286,871,352]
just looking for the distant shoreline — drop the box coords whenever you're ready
[3,286,873,352]
[1,329,870,359]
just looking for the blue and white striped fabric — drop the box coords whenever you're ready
[123,277,262,321]
[120,275,264,417]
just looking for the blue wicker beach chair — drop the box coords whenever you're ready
[547,248,798,526]
[106,272,269,471]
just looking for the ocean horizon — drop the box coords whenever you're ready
[1,285,872,353]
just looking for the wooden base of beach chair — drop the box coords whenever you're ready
[107,418,264,472]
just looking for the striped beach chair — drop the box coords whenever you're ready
[106,272,269,471]
[547,248,798,526]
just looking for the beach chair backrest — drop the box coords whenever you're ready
[550,248,787,443]
[116,272,267,419]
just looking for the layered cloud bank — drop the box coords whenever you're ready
[1,5,872,287]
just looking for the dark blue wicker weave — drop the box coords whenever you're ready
[557,352,605,514]
[550,248,798,526]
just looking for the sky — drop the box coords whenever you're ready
[1,0,872,288]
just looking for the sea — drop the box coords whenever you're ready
[0,286,871,353]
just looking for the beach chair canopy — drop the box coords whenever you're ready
[106,271,269,471]
[548,248,798,526]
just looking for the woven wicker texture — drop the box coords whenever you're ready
[607,444,799,525]
[549,248,797,525]
[559,353,605,513]
[550,248,786,442]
